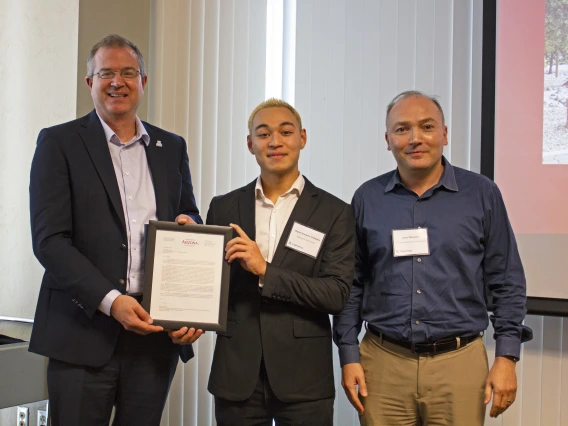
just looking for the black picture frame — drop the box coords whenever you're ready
[142,221,233,331]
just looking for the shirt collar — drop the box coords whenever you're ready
[385,156,459,193]
[96,112,150,147]
[255,173,305,200]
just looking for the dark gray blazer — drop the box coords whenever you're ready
[29,110,201,367]
[207,178,356,403]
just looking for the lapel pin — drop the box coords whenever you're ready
[156,140,163,147]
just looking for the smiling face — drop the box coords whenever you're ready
[385,94,448,178]
[85,46,147,125]
[247,106,306,182]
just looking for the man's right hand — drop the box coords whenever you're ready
[110,295,164,335]
[342,363,368,414]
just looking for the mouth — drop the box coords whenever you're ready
[267,153,287,159]
[108,93,127,98]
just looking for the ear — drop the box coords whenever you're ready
[141,75,148,91]
[300,129,307,149]
[247,135,254,154]
[443,125,448,146]
[85,76,93,89]
[385,132,391,151]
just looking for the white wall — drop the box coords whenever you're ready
[0,0,79,320]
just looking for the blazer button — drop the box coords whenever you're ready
[120,244,127,251]
[118,279,126,285]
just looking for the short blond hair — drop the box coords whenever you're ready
[248,98,303,134]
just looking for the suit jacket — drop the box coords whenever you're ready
[28,110,201,367]
[207,178,356,403]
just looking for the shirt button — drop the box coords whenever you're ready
[416,289,421,294]
[125,172,130,176]
[118,279,126,285]
[132,219,137,224]
[128,196,133,200]
[120,244,127,251]
[417,258,422,262]
[132,274,136,279]
[415,320,420,325]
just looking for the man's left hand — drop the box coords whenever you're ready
[485,356,517,417]
[225,223,267,277]
[175,214,196,225]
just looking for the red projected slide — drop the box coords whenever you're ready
[495,0,568,300]
[496,0,567,235]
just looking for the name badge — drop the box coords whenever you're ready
[392,228,430,257]
[285,222,326,259]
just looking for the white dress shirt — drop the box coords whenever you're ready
[97,113,157,315]
[255,173,305,287]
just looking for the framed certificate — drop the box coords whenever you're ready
[142,221,233,331]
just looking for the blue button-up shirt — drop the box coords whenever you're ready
[333,157,532,365]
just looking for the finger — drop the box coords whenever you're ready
[345,386,364,414]
[128,319,164,335]
[133,304,158,327]
[225,237,248,251]
[169,327,189,339]
[225,243,250,259]
[227,251,250,264]
[484,382,492,405]
[230,223,250,241]
[358,376,368,398]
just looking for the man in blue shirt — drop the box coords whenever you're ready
[333,91,532,425]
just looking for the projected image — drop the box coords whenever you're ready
[543,0,568,164]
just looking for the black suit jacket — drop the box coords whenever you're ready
[28,110,201,367]
[207,178,356,403]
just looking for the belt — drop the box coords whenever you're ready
[369,327,481,355]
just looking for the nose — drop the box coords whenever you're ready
[268,134,283,148]
[409,127,422,145]
[110,73,125,86]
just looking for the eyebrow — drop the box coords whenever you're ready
[254,121,297,132]
[98,67,137,71]
[391,117,438,127]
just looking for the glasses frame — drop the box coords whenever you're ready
[92,68,142,80]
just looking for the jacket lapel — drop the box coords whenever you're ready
[238,179,257,240]
[79,110,126,232]
[270,177,320,267]
[143,125,169,221]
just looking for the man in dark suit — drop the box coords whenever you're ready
[207,99,356,426]
[29,34,203,425]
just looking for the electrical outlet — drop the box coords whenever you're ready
[16,406,28,426]
[37,409,47,426]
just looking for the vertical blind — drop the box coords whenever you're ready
[148,1,567,425]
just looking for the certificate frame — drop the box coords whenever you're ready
[142,220,233,331]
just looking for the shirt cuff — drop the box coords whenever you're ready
[339,345,361,367]
[495,336,522,360]
[98,290,122,316]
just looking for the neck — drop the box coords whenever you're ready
[99,111,137,143]
[398,162,444,197]
[260,170,300,204]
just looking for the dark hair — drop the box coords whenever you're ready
[385,90,445,127]
[87,34,146,77]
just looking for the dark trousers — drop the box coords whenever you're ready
[47,329,179,426]
[215,362,334,426]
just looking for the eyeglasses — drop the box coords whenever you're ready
[92,69,142,79]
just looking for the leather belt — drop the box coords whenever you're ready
[369,327,481,355]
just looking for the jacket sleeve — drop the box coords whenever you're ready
[261,202,356,315]
[30,129,116,317]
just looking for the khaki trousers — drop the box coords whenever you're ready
[359,331,488,426]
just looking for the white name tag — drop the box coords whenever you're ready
[392,228,430,257]
[285,222,326,258]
